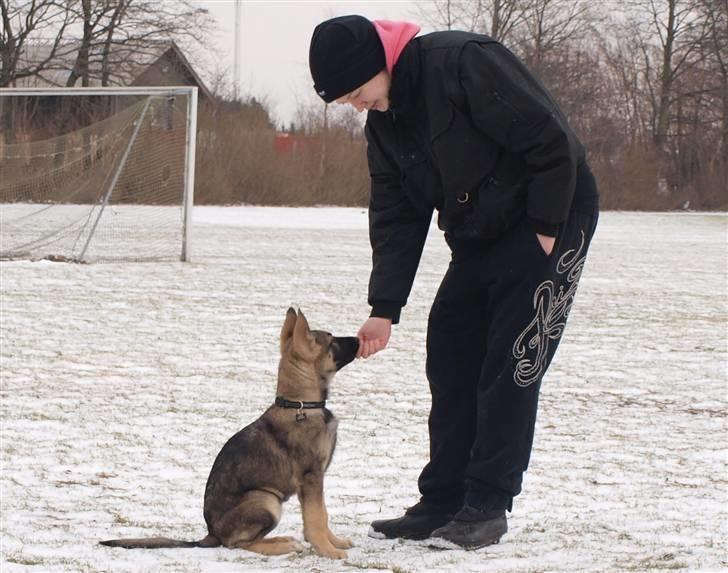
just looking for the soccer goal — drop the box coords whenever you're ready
[0,86,197,262]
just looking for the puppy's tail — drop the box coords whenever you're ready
[100,534,220,549]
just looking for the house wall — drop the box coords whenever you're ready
[131,52,195,89]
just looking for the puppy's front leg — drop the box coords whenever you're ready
[299,473,347,559]
[310,484,353,549]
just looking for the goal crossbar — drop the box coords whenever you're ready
[1,87,198,97]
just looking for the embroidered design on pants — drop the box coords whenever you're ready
[512,230,586,387]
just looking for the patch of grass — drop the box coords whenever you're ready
[620,554,689,571]
[26,412,57,421]
[344,560,412,573]
[617,532,633,541]
[54,479,86,487]
[5,554,46,566]
[112,512,132,525]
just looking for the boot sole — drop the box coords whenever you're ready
[367,526,435,541]
[367,527,386,539]
[428,535,502,551]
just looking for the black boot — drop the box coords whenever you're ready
[368,501,458,541]
[428,506,507,550]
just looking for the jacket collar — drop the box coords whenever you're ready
[388,39,421,117]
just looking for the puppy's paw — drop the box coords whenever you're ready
[275,537,304,553]
[329,533,353,549]
[313,543,347,560]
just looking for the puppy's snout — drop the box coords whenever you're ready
[333,337,359,370]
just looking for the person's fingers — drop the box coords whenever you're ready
[363,339,377,359]
[359,339,369,359]
[366,339,377,358]
[357,335,390,359]
[368,339,384,358]
[356,335,366,358]
[371,339,384,355]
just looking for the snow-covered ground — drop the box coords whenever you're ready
[1,207,726,573]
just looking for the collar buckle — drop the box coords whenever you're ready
[295,401,306,422]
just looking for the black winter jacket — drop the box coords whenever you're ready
[365,31,599,323]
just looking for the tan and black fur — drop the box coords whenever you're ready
[100,308,359,559]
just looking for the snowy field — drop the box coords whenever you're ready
[1,207,726,573]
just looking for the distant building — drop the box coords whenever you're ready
[274,132,321,155]
[129,42,212,102]
[2,41,212,141]
[10,40,212,102]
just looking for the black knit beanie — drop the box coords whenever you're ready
[309,15,385,103]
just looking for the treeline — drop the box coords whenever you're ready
[2,0,726,210]
[194,100,370,207]
[202,0,728,210]
[414,0,727,210]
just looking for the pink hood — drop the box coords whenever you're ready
[373,20,421,75]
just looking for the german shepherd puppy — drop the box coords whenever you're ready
[100,308,359,559]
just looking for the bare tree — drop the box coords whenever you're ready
[513,0,594,75]
[0,0,75,87]
[625,0,712,149]
[414,0,465,31]
[65,0,117,86]
[103,0,213,81]
[488,0,529,40]
[600,26,648,146]
[61,0,214,87]
[414,0,528,42]
[1,0,77,143]
[98,0,127,85]
[699,0,728,165]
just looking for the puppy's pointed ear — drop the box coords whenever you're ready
[293,309,317,360]
[280,307,297,354]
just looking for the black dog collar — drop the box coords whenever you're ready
[274,396,326,422]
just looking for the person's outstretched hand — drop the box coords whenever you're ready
[357,317,392,359]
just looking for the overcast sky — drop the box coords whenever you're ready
[197,0,426,126]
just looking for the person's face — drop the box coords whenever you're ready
[335,70,391,112]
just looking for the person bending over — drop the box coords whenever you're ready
[308,15,599,550]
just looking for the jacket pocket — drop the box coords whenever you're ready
[450,177,527,242]
[399,149,428,170]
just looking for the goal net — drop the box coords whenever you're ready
[0,87,197,262]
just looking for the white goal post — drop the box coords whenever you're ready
[0,86,198,262]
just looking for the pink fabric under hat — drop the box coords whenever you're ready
[373,20,421,74]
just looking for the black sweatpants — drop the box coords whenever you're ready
[418,208,598,512]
